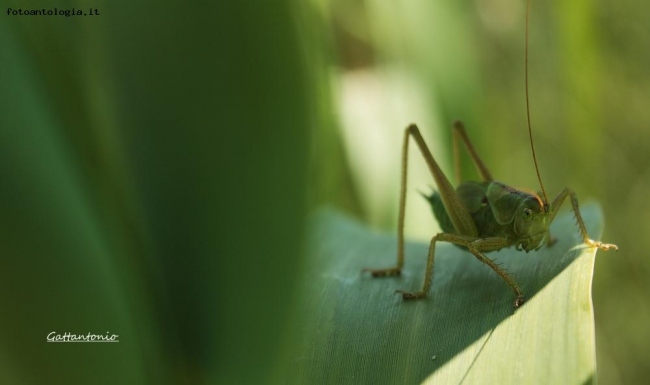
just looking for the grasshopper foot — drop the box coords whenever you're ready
[586,239,618,252]
[514,295,525,309]
[395,290,426,300]
[362,267,401,277]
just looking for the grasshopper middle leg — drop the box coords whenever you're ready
[395,233,524,308]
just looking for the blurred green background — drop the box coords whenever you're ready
[1,0,648,384]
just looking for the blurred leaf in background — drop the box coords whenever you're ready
[1,0,318,383]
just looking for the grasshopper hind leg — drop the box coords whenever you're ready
[393,233,525,308]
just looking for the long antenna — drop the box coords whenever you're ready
[525,0,549,208]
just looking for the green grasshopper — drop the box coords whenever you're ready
[362,0,617,308]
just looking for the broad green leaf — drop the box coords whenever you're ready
[282,203,605,384]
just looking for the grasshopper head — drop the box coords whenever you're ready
[514,195,548,252]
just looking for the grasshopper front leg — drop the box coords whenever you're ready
[547,188,618,251]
